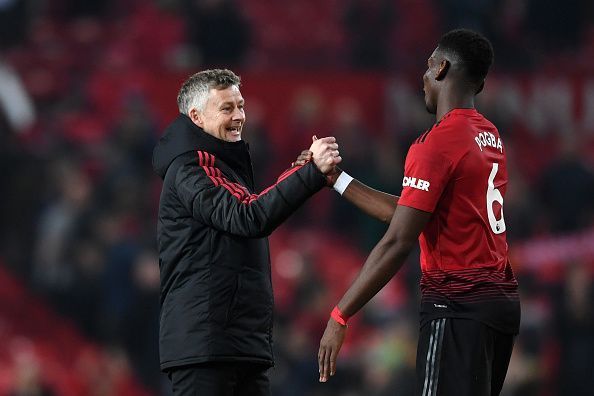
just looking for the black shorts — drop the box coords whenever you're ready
[416,318,515,396]
[167,362,271,396]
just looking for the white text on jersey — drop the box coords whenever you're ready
[475,131,503,153]
[402,176,430,191]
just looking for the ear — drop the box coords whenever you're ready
[189,108,203,127]
[436,60,450,81]
[475,80,485,94]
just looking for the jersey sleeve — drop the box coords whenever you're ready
[174,151,327,238]
[398,132,456,213]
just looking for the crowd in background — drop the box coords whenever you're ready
[1,0,594,395]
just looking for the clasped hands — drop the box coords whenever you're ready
[295,136,342,183]
[306,135,341,174]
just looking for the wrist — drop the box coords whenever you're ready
[332,171,353,195]
[326,169,342,187]
[330,306,349,326]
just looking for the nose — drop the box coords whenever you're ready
[232,107,245,122]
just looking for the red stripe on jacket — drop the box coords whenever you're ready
[196,151,307,204]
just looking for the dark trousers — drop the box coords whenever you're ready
[416,318,515,396]
[168,362,271,396]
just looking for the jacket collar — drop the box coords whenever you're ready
[153,114,251,180]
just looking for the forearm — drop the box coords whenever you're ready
[179,159,326,237]
[336,235,412,317]
[332,204,430,318]
[342,179,398,223]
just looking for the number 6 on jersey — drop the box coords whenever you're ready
[487,163,506,234]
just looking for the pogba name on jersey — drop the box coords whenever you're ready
[475,131,503,153]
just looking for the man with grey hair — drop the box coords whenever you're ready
[152,69,341,395]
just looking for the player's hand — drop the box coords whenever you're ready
[325,166,343,187]
[291,150,313,167]
[318,317,347,382]
[309,135,342,175]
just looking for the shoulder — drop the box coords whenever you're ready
[408,121,461,162]
[416,113,484,157]
[173,151,213,182]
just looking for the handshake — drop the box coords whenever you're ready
[294,136,342,183]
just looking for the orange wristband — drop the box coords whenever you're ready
[331,306,349,326]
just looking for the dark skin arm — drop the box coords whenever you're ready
[332,170,398,223]
[317,205,431,382]
[294,150,398,223]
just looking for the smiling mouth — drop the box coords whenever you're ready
[226,127,241,134]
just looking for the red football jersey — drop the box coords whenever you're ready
[399,108,520,333]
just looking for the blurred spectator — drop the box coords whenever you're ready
[359,319,416,396]
[329,97,372,172]
[0,61,36,133]
[273,253,331,396]
[328,97,376,237]
[182,0,251,67]
[526,0,587,53]
[503,159,539,242]
[343,0,395,70]
[501,340,542,396]
[325,96,405,251]
[537,136,594,233]
[0,0,28,49]
[32,158,93,299]
[287,88,327,151]
[121,249,162,393]
[50,0,114,20]
[241,101,276,189]
[553,263,594,395]
[437,0,494,33]
[93,211,140,342]
[8,339,55,396]
[483,0,534,71]
[108,94,158,175]
[74,346,149,396]
[0,120,41,277]
[500,274,549,395]
[61,239,104,339]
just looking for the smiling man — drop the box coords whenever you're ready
[153,69,341,396]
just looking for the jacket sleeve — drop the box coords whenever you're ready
[174,152,327,238]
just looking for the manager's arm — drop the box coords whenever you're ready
[174,157,325,238]
[174,138,340,238]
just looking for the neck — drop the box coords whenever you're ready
[435,89,475,121]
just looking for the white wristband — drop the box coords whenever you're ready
[333,171,353,195]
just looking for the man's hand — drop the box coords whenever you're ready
[292,150,312,167]
[292,146,342,187]
[309,136,341,174]
[325,166,342,186]
[318,318,347,383]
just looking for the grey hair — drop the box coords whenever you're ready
[177,69,241,114]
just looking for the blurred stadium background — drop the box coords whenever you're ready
[1,0,593,395]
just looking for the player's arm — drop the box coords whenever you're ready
[329,169,398,224]
[317,204,431,382]
[294,149,398,223]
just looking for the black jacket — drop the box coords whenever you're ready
[153,115,326,370]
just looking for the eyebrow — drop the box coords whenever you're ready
[219,99,245,107]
